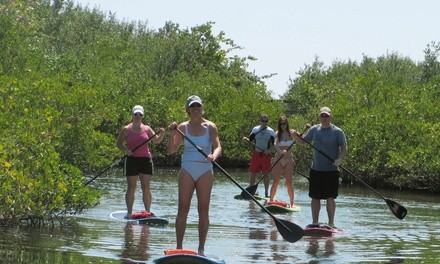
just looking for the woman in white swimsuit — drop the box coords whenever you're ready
[167,95,222,256]
[269,116,296,207]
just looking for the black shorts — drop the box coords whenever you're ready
[124,156,154,176]
[309,169,340,199]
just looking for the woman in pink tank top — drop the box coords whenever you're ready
[116,105,165,219]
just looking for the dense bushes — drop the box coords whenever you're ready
[0,0,438,225]
[0,0,281,225]
[283,49,440,192]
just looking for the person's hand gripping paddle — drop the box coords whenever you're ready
[241,124,311,199]
[175,128,304,243]
[84,132,157,186]
[295,133,407,220]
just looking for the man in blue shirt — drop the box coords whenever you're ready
[293,107,347,228]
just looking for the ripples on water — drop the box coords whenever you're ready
[0,168,439,263]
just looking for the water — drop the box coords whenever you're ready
[0,167,439,263]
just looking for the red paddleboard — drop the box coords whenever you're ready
[153,249,226,264]
[109,210,169,227]
[304,223,343,237]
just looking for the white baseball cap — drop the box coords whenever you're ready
[186,95,203,107]
[132,105,144,115]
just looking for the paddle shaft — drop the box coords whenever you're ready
[175,128,303,242]
[245,125,310,194]
[84,132,157,186]
[253,142,295,186]
[297,135,407,219]
[294,168,310,181]
[298,136,388,198]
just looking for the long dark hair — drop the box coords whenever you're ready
[277,116,291,142]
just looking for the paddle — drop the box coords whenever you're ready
[84,132,157,186]
[294,169,310,181]
[296,135,408,220]
[241,124,311,199]
[175,128,304,243]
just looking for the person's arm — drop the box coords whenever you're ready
[148,126,165,144]
[273,132,287,157]
[274,132,281,152]
[334,144,347,167]
[116,127,132,155]
[167,122,183,155]
[248,133,256,142]
[208,122,222,162]
[265,135,275,155]
[243,131,256,143]
[291,129,310,146]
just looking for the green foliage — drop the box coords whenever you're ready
[283,48,440,192]
[0,75,101,225]
[0,0,282,224]
[0,0,438,226]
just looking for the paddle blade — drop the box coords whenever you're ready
[385,199,407,219]
[241,185,257,199]
[273,218,304,243]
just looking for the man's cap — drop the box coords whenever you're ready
[320,107,331,115]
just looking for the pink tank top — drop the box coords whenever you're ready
[126,123,151,157]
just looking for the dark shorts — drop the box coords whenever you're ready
[309,169,340,199]
[124,156,153,176]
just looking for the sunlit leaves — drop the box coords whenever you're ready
[285,51,439,192]
[0,0,272,225]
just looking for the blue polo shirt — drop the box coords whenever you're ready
[303,124,346,171]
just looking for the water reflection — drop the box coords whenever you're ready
[269,228,291,263]
[305,237,335,260]
[1,169,438,263]
[120,223,151,263]
[246,201,270,262]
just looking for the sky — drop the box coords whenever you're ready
[74,0,439,98]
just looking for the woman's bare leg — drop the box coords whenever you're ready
[175,170,195,249]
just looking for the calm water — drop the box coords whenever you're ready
[1,167,439,264]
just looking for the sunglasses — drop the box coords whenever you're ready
[280,122,287,125]
[261,120,268,123]
[320,114,330,118]
[133,113,143,117]
[190,103,202,108]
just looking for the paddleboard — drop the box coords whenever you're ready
[109,210,169,227]
[303,223,343,237]
[234,194,269,201]
[262,201,301,214]
[154,249,226,264]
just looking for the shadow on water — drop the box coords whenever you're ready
[0,167,439,263]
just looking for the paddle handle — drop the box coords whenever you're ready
[297,135,386,197]
[131,132,157,153]
[254,124,311,185]
[84,132,157,186]
[174,128,303,237]
[296,134,407,219]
